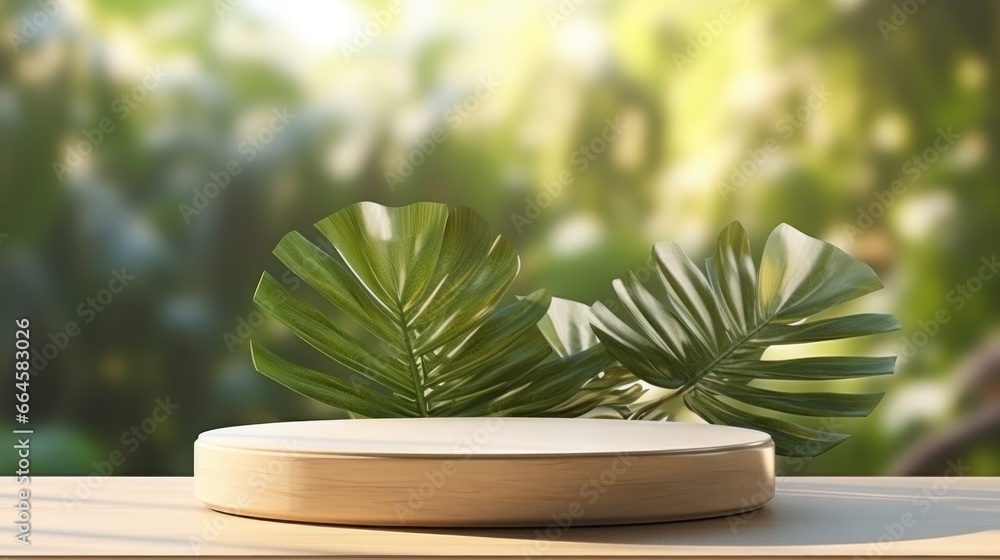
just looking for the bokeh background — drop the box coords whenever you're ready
[1,0,998,477]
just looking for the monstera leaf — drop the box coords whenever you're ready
[591,222,899,456]
[250,202,620,418]
[536,297,646,418]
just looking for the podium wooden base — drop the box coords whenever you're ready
[194,418,774,527]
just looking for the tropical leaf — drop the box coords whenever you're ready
[591,222,899,456]
[535,297,647,418]
[251,202,617,418]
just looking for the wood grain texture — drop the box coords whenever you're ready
[194,419,775,526]
[2,477,999,558]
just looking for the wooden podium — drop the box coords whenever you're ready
[193,418,774,526]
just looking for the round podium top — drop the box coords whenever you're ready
[196,418,771,458]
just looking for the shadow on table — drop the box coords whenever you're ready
[397,478,1000,548]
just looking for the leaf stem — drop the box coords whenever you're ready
[394,303,429,416]
[628,313,776,420]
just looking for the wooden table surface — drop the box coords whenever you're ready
[2,477,998,558]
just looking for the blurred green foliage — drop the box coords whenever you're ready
[1,0,998,476]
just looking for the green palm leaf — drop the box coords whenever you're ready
[536,297,647,418]
[251,202,617,418]
[591,222,900,456]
